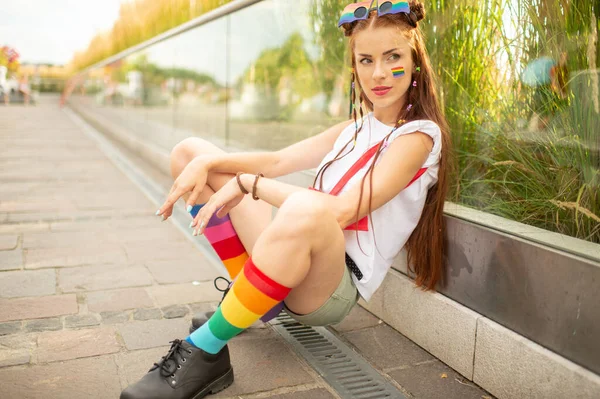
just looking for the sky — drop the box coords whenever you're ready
[0,0,124,65]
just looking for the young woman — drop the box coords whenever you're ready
[121,1,451,398]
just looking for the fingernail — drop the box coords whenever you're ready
[162,215,167,222]
[155,210,161,216]
[186,205,192,213]
[189,221,194,228]
[199,221,205,229]
[193,229,198,236]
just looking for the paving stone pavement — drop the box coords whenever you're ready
[0,102,341,399]
[0,99,496,399]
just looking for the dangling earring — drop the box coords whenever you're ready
[412,66,420,87]
[350,68,359,140]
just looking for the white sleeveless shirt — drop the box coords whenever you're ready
[316,113,442,301]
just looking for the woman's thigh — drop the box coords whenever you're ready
[170,137,272,254]
[253,191,348,315]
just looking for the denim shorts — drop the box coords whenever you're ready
[284,264,360,326]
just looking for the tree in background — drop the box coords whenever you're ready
[69,0,233,73]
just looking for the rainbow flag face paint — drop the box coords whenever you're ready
[392,66,405,78]
[338,1,410,27]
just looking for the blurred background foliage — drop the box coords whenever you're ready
[68,0,234,73]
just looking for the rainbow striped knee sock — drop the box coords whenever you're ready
[191,205,248,279]
[190,204,284,321]
[186,257,291,353]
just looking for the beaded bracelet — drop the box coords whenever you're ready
[252,173,264,200]
[235,172,249,194]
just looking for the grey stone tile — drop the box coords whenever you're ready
[100,311,131,324]
[118,319,189,350]
[0,269,56,298]
[0,248,23,271]
[24,318,63,333]
[0,294,78,322]
[37,327,121,363]
[145,258,218,284]
[0,333,36,367]
[331,305,382,333]
[22,230,108,249]
[0,355,122,398]
[147,281,222,307]
[124,242,203,263]
[0,222,49,235]
[188,302,218,315]
[344,324,435,370]
[0,333,37,351]
[86,287,153,313]
[0,321,21,336]
[0,235,18,250]
[25,245,128,269]
[50,217,154,232]
[162,305,189,319]
[0,350,30,367]
[64,314,100,328]
[59,263,153,292]
[5,212,70,224]
[212,337,315,397]
[132,308,162,321]
[389,360,494,399]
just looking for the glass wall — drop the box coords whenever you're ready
[226,1,348,150]
[67,0,599,246]
[420,0,599,244]
[171,18,228,145]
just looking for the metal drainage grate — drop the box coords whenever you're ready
[271,313,407,399]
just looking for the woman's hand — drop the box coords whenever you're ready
[191,176,246,235]
[155,157,209,220]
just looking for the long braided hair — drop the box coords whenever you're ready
[313,1,452,291]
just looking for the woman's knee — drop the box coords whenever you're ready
[275,191,332,236]
[169,137,223,179]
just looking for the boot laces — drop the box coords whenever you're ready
[151,339,193,378]
[213,276,231,304]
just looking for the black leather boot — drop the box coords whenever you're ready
[120,339,233,399]
[189,277,230,334]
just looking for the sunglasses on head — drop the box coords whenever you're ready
[338,0,410,27]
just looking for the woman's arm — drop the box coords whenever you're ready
[191,132,432,234]
[335,132,433,228]
[200,119,352,178]
[158,120,351,217]
[238,132,433,226]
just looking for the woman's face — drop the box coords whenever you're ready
[353,25,414,113]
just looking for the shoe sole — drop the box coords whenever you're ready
[191,367,234,398]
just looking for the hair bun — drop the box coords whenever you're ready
[409,1,426,22]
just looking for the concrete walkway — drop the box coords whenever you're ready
[0,98,494,399]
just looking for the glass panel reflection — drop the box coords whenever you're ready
[421,1,599,243]
[66,0,599,245]
[227,0,350,150]
[171,18,228,145]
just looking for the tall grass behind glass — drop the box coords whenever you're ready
[312,0,599,243]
